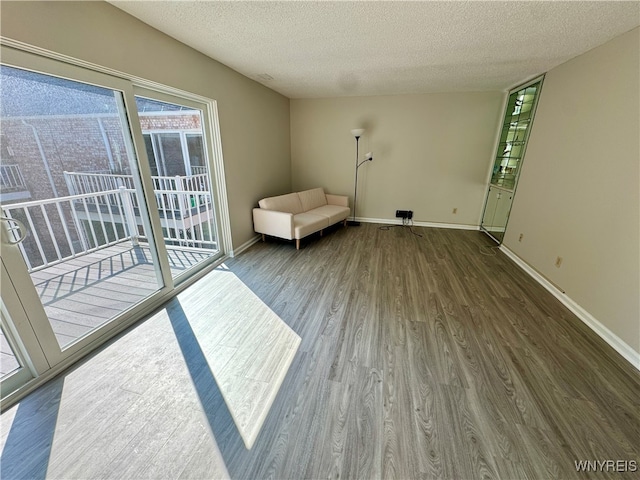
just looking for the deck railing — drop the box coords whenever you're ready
[191,165,207,175]
[2,187,217,273]
[63,171,210,213]
[153,188,216,250]
[1,164,27,192]
[2,189,136,272]
[64,171,209,196]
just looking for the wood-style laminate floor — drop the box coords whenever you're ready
[2,223,639,479]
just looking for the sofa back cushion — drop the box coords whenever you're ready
[259,192,304,214]
[297,188,327,212]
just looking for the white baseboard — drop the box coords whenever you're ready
[500,245,640,371]
[358,217,479,231]
[229,235,261,257]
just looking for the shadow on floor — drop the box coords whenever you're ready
[1,377,64,480]
[165,299,242,454]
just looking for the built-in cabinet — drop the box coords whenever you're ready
[481,185,514,239]
[481,76,543,243]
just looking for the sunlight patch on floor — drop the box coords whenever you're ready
[176,264,301,449]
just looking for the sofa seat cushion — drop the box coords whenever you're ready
[293,213,329,239]
[297,188,328,212]
[307,205,350,224]
[259,192,304,214]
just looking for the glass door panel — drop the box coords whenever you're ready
[0,315,32,397]
[0,65,165,350]
[0,326,20,378]
[0,252,48,398]
[490,80,542,190]
[134,94,222,281]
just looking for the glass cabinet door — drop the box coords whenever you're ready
[482,77,543,243]
[490,81,542,190]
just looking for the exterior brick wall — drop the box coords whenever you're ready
[0,112,201,204]
[139,113,200,131]
[1,115,130,201]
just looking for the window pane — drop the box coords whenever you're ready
[0,65,164,349]
[187,134,205,170]
[156,133,185,176]
[135,95,220,281]
[143,134,158,175]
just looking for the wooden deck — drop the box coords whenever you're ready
[28,242,212,349]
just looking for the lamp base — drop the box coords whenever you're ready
[347,220,361,226]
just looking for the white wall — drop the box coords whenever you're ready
[0,1,291,250]
[504,28,640,354]
[291,92,504,226]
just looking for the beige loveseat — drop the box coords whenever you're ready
[253,187,350,249]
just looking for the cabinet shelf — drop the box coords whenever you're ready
[504,119,530,128]
[487,183,515,193]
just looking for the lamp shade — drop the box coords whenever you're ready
[364,152,373,161]
[350,128,365,138]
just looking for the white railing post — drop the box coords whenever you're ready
[175,175,187,214]
[175,175,187,247]
[63,171,75,195]
[119,186,139,246]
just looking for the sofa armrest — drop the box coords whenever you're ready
[253,208,295,240]
[326,194,349,207]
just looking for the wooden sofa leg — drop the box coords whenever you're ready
[320,229,323,237]
[262,234,266,242]
[343,219,347,227]
[296,238,300,250]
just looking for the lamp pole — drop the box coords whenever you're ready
[349,128,365,226]
[352,134,361,225]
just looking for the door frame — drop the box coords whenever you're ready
[0,255,48,397]
[131,85,231,281]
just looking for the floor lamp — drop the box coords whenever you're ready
[348,128,373,226]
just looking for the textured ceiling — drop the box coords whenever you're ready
[109,1,640,98]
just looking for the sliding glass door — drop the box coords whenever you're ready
[1,65,166,353]
[133,91,223,282]
[0,45,228,401]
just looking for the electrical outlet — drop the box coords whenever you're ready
[452,208,458,214]
[519,233,524,242]
[555,256,563,268]
[395,210,413,220]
